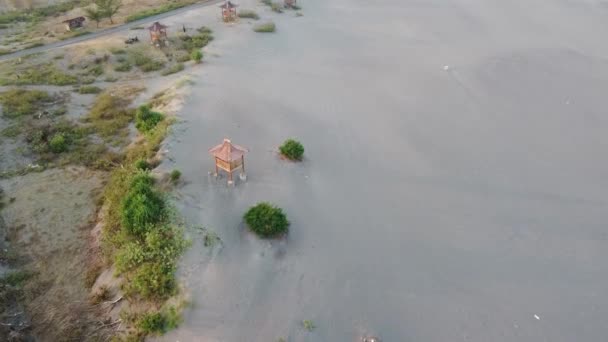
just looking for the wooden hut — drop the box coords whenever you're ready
[220,1,238,22]
[148,22,168,47]
[63,16,85,31]
[209,138,248,184]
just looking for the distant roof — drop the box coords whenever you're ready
[62,16,85,23]
[148,22,168,31]
[219,1,238,9]
[209,139,248,161]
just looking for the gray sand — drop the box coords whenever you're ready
[158,0,608,341]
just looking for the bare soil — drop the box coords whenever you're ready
[0,167,110,341]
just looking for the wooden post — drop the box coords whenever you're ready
[241,155,245,174]
[215,157,219,176]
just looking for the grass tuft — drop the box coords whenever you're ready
[253,22,276,33]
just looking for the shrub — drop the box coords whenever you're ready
[279,139,304,160]
[137,306,182,334]
[238,10,259,19]
[78,85,102,94]
[114,62,132,72]
[243,202,289,238]
[1,270,32,287]
[120,173,165,237]
[126,262,176,300]
[135,105,164,133]
[135,159,151,170]
[170,169,181,183]
[161,63,185,76]
[191,50,203,64]
[253,22,276,33]
[302,319,315,331]
[138,311,165,334]
[140,60,165,72]
[271,2,283,13]
[49,133,68,153]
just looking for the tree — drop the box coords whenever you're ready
[96,0,122,24]
[84,7,103,28]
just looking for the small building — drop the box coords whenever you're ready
[209,138,248,185]
[148,22,168,47]
[285,0,296,7]
[220,1,238,22]
[62,16,86,31]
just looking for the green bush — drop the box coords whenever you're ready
[120,173,165,237]
[135,105,164,133]
[137,306,182,334]
[253,22,276,33]
[244,202,289,238]
[135,159,151,170]
[126,262,176,300]
[161,63,185,76]
[78,85,102,94]
[191,50,203,63]
[170,169,181,183]
[238,10,259,19]
[49,133,68,153]
[279,139,304,160]
[138,311,165,334]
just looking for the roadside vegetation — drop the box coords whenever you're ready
[244,202,290,238]
[125,1,197,22]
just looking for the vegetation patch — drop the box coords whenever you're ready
[0,89,54,118]
[279,138,304,160]
[125,1,197,22]
[161,63,185,76]
[0,63,78,86]
[238,10,260,20]
[302,319,315,331]
[170,169,181,184]
[78,85,103,94]
[253,22,276,33]
[191,50,203,63]
[244,202,290,238]
[135,105,164,133]
[83,92,135,138]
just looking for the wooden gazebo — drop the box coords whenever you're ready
[209,138,248,184]
[219,1,238,22]
[148,22,168,46]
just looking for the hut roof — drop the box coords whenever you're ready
[219,1,238,9]
[209,139,248,161]
[148,22,168,31]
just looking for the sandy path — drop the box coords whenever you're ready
[158,0,608,341]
